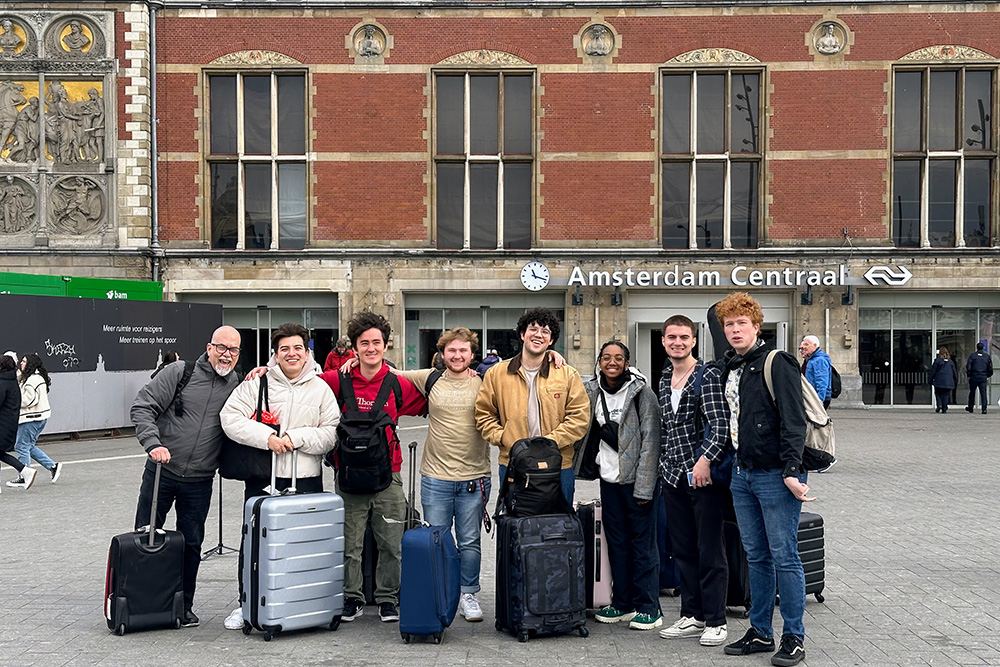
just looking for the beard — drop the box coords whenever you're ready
[213,362,234,377]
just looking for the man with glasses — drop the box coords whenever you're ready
[130,325,242,628]
[476,308,590,506]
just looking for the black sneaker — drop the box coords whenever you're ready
[50,462,62,483]
[379,602,399,622]
[771,634,806,666]
[180,610,200,628]
[966,406,974,413]
[724,627,775,656]
[341,598,364,622]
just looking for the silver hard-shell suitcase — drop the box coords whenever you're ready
[240,450,345,641]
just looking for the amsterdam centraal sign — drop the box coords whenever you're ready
[519,261,913,291]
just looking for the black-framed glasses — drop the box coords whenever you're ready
[210,343,241,356]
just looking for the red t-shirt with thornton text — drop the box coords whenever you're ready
[320,362,426,472]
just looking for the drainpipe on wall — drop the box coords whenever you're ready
[149,1,162,282]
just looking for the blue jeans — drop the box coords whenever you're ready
[420,475,491,594]
[15,420,54,469]
[498,464,575,508]
[600,481,659,615]
[730,467,806,640]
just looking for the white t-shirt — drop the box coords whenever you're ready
[523,365,542,438]
[594,377,633,484]
[670,386,683,414]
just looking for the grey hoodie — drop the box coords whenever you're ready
[131,353,239,479]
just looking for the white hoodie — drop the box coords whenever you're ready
[221,364,340,479]
[19,372,51,424]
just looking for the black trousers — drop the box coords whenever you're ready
[662,479,730,627]
[968,379,989,411]
[0,451,25,473]
[934,387,951,412]
[134,466,214,612]
[600,480,659,616]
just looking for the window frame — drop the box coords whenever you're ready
[659,66,764,250]
[891,65,997,248]
[431,68,536,250]
[205,69,309,250]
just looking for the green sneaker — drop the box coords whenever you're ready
[594,605,636,624]
[629,611,664,630]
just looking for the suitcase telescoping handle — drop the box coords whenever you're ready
[269,448,298,496]
[407,441,417,529]
[147,461,163,547]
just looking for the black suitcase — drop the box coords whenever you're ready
[723,520,751,616]
[798,511,825,603]
[495,513,589,642]
[105,463,185,635]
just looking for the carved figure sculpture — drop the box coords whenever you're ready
[79,88,104,161]
[0,80,27,158]
[357,25,382,57]
[46,81,83,162]
[0,19,23,53]
[816,23,843,55]
[8,96,38,163]
[0,182,34,232]
[62,20,90,54]
[583,24,613,57]
[52,177,102,233]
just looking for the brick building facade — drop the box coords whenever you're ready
[4,1,1000,407]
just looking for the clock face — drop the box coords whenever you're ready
[520,261,550,291]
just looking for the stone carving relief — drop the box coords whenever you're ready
[0,175,36,233]
[668,49,760,64]
[582,24,614,57]
[45,16,105,59]
[42,81,104,164]
[0,17,35,57]
[438,50,531,66]
[210,50,301,65]
[48,175,103,234]
[814,22,845,56]
[900,45,994,61]
[354,25,386,58]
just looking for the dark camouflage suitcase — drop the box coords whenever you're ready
[799,511,825,603]
[495,514,589,642]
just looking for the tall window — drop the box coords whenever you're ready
[893,68,994,248]
[208,73,307,249]
[661,70,762,249]
[434,72,533,249]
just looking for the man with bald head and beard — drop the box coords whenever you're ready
[130,326,242,628]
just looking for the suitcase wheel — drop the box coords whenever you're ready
[329,617,341,631]
[401,633,411,644]
[578,626,589,638]
[517,630,529,643]
[174,618,181,630]
[263,632,273,642]
[115,624,126,637]
[433,633,442,645]
[241,622,252,636]
[815,593,825,603]
[495,620,501,632]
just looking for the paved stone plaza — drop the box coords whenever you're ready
[2,409,997,666]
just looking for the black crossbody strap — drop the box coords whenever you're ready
[256,375,269,421]
[598,389,613,427]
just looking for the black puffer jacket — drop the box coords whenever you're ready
[722,342,806,477]
[0,369,20,453]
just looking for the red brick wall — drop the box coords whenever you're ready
[313,162,426,241]
[157,161,200,241]
[314,74,425,153]
[541,74,653,153]
[540,162,654,240]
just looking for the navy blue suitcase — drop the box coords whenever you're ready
[399,525,461,643]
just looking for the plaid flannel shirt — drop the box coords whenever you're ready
[658,359,730,487]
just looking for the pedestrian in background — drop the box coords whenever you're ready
[928,347,957,414]
[0,355,36,490]
[323,336,354,373]
[7,353,61,488]
[151,350,181,379]
[965,342,993,414]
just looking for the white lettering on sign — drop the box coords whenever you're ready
[568,266,723,288]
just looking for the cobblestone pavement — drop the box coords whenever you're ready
[2,409,998,666]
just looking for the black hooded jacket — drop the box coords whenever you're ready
[0,369,20,453]
[722,342,807,477]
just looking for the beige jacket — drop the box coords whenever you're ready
[475,354,591,468]
[221,365,340,479]
[19,372,51,424]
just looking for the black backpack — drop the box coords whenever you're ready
[328,372,402,494]
[829,365,842,399]
[496,437,570,518]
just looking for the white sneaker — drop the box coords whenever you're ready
[659,616,706,639]
[224,607,244,630]
[700,624,728,646]
[459,593,483,622]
